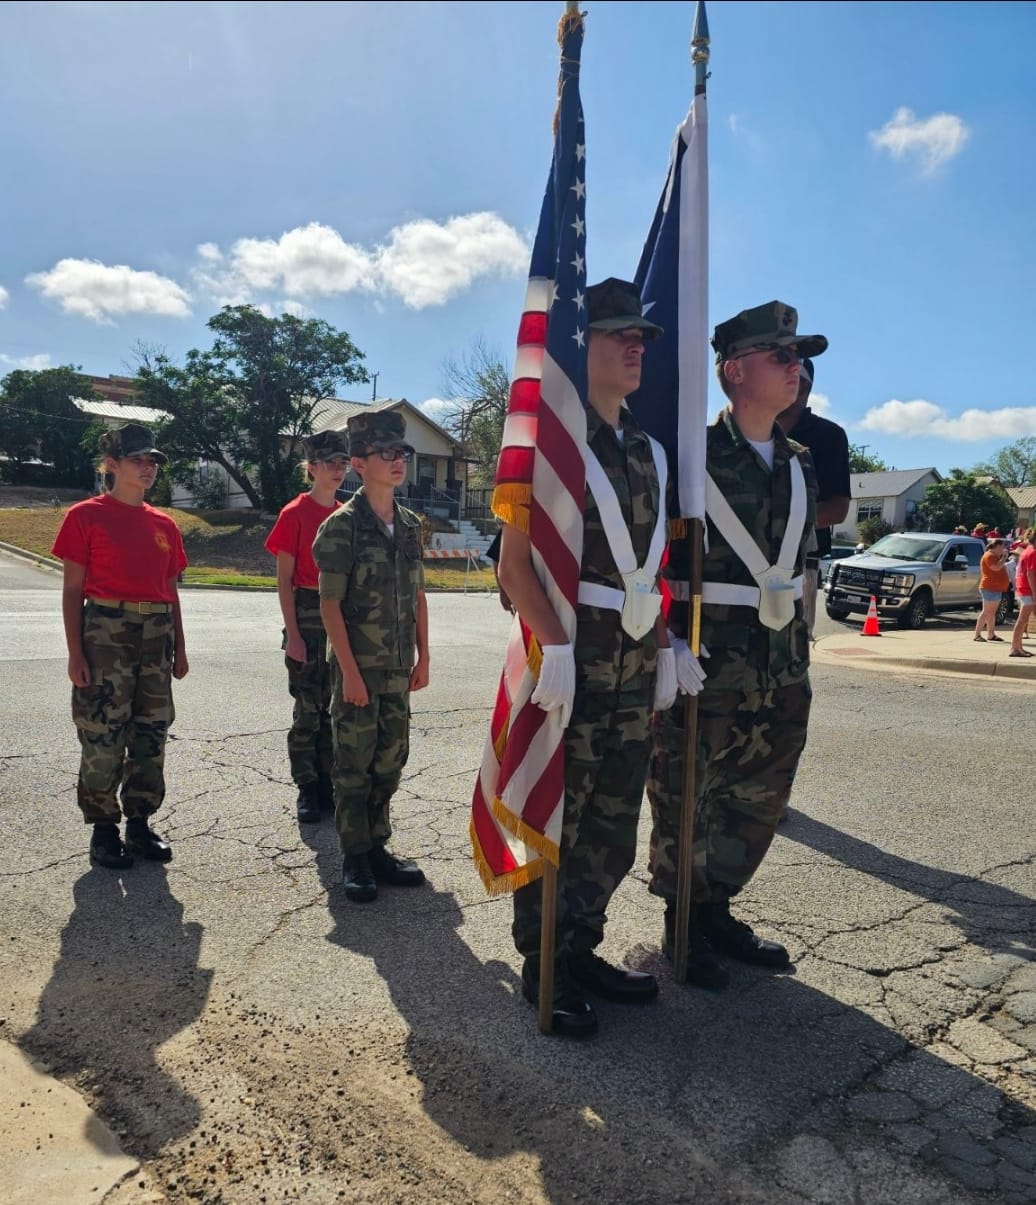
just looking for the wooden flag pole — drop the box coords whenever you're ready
[538,861,559,1033]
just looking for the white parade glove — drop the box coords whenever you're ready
[667,631,708,697]
[531,642,576,729]
[653,647,677,711]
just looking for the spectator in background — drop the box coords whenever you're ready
[971,522,988,541]
[776,356,850,635]
[1009,528,1036,658]
[484,529,514,614]
[973,538,1009,643]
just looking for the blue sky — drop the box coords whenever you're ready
[2,0,1034,476]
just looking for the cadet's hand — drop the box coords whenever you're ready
[498,587,515,615]
[530,642,575,729]
[410,656,430,692]
[343,666,369,708]
[653,647,677,711]
[68,652,91,688]
[284,633,307,663]
[173,648,189,680]
[668,633,708,697]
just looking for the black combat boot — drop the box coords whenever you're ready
[317,772,335,814]
[342,853,378,903]
[662,903,730,990]
[696,899,790,969]
[89,823,134,870]
[521,957,598,1039]
[368,845,425,887]
[124,816,173,862]
[296,782,321,824]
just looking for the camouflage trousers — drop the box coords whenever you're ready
[329,664,411,856]
[71,603,175,825]
[284,588,333,787]
[647,656,812,905]
[512,687,652,960]
[645,650,809,906]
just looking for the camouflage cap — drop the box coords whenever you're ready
[586,277,663,340]
[346,408,414,457]
[711,301,827,364]
[302,429,350,462]
[98,422,168,465]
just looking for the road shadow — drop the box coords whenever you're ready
[781,811,1034,960]
[306,826,1036,1203]
[21,865,212,1159]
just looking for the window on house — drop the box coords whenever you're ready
[857,501,884,521]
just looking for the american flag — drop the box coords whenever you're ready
[627,89,709,522]
[470,9,588,894]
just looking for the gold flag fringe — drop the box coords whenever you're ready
[470,818,546,896]
[491,484,531,536]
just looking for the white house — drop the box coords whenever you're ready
[834,468,942,540]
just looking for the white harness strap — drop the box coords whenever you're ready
[577,435,668,638]
[702,455,808,629]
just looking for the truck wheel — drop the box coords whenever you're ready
[826,604,851,621]
[996,593,1015,625]
[898,590,932,630]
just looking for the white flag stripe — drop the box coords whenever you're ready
[499,411,539,450]
[524,277,554,313]
[676,93,709,520]
[513,344,546,382]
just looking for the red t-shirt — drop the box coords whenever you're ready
[265,493,341,589]
[52,494,188,602]
[1016,546,1036,598]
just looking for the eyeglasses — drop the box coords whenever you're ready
[733,345,801,367]
[368,448,412,463]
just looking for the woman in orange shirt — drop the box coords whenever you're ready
[974,538,1010,642]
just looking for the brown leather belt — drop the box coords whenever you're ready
[89,599,172,614]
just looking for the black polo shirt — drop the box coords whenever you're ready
[787,408,850,557]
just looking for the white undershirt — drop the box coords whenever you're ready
[747,437,775,470]
[386,522,394,537]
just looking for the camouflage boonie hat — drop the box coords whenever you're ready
[711,301,827,364]
[302,429,350,462]
[98,423,168,465]
[587,277,664,339]
[346,409,414,457]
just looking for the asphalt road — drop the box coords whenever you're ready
[1,555,1034,1203]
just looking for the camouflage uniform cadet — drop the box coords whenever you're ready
[265,430,349,822]
[496,278,675,1039]
[648,301,825,978]
[512,401,661,963]
[52,422,189,869]
[313,410,429,901]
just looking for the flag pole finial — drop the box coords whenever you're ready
[691,1,710,93]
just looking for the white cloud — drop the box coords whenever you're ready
[807,390,832,417]
[858,399,1036,441]
[0,285,8,309]
[868,107,969,174]
[416,397,455,425]
[192,213,528,311]
[25,259,191,323]
[375,212,528,309]
[0,352,52,371]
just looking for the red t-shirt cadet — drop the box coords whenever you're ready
[52,494,188,602]
[264,493,341,589]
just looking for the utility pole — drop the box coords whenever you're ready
[370,371,379,402]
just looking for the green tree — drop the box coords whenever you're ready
[857,516,893,546]
[920,469,1016,533]
[439,338,509,487]
[134,307,368,511]
[848,445,890,474]
[971,436,1036,488]
[0,366,100,487]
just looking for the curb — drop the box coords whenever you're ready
[0,540,61,574]
[812,642,1036,681]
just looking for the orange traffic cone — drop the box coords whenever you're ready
[861,595,881,637]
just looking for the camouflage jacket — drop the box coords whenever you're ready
[666,408,817,683]
[575,403,661,693]
[313,488,425,675]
